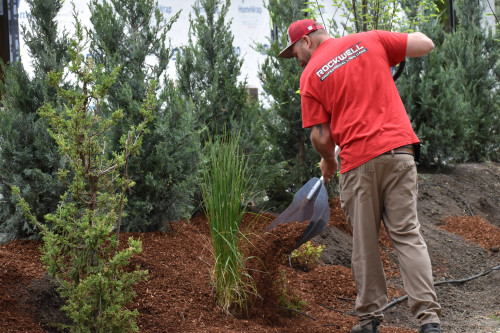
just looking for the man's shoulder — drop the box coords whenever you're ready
[341,30,398,40]
[322,31,379,47]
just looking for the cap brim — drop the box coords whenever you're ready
[278,44,294,58]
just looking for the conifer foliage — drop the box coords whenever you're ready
[398,0,500,165]
[15,17,150,332]
[0,0,69,239]
[88,0,200,231]
[176,0,253,137]
[257,0,322,209]
[176,0,269,208]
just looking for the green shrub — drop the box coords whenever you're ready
[290,241,325,271]
[14,16,149,332]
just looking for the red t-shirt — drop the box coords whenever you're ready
[300,30,419,173]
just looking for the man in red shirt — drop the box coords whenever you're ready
[279,19,441,333]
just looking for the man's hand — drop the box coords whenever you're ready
[320,156,338,183]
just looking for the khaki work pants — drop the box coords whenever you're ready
[339,153,441,326]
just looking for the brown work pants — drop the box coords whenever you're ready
[340,153,441,326]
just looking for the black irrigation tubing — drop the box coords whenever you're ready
[433,264,500,286]
[338,296,355,302]
[382,264,500,312]
[317,303,356,316]
[419,182,474,216]
[280,306,317,321]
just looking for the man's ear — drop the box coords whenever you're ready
[303,36,311,48]
[304,35,315,50]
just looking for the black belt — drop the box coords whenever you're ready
[382,145,414,156]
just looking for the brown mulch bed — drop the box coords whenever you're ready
[0,198,499,332]
[441,215,500,252]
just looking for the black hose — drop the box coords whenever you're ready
[392,61,405,81]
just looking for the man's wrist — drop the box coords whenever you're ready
[322,154,337,163]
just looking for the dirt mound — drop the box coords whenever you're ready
[0,162,499,332]
[24,274,71,332]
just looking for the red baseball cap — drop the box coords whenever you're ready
[278,19,324,58]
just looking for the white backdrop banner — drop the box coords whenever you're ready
[17,0,271,91]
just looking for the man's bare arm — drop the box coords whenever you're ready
[310,123,335,158]
[310,122,338,182]
[406,32,434,57]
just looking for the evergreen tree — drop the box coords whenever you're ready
[16,18,149,329]
[176,0,269,207]
[176,0,255,137]
[0,0,68,239]
[145,81,201,230]
[398,0,500,165]
[88,0,199,231]
[256,0,322,209]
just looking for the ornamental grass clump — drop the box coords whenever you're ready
[201,133,257,315]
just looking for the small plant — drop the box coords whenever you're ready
[276,269,308,317]
[290,241,325,271]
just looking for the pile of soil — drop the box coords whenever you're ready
[0,163,499,332]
